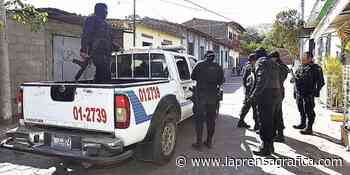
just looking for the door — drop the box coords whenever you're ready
[174,55,193,119]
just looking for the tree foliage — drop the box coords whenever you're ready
[2,0,47,32]
[268,9,302,59]
[240,29,273,55]
[323,56,343,108]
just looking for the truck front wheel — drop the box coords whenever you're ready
[153,112,177,164]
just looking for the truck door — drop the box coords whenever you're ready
[174,56,193,119]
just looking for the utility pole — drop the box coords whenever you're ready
[0,0,13,122]
[133,0,136,47]
[299,0,305,62]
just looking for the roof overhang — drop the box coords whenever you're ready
[329,3,350,29]
[297,27,316,39]
[311,1,350,39]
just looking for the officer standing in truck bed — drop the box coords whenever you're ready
[80,3,115,83]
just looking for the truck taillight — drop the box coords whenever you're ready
[16,90,23,119]
[115,95,130,129]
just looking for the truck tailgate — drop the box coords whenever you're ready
[22,85,115,133]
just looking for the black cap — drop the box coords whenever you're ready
[248,53,256,61]
[205,50,215,57]
[255,47,267,59]
[269,51,280,58]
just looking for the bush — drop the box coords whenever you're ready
[323,56,343,109]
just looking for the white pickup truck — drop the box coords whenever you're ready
[1,46,198,164]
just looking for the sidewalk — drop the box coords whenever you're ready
[220,74,350,174]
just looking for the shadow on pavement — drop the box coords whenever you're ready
[0,115,273,175]
[272,135,350,175]
[78,115,272,175]
[313,131,343,145]
[0,148,80,175]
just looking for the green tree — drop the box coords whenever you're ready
[323,56,343,109]
[1,0,47,121]
[240,31,273,54]
[4,0,48,31]
[269,9,302,59]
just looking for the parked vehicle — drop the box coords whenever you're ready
[1,46,198,165]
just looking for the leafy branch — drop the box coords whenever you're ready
[3,0,47,32]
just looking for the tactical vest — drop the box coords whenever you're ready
[295,64,315,96]
[91,17,113,55]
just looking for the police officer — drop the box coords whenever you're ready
[191,50,225,149]
[293,52,325,135]
[269,51,290,142]
[250,48,282,156]
[237,54,259,130]
[80,3,115,83]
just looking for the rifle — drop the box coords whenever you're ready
[73,50,91,81]
[290,68,296,83]
[73,59,90,81]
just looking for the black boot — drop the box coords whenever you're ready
[300,128,313,135]
[293,124,306,129]
[270,143,275,153]
[253,142,272,156]
[192,132,203,150]
[192,141,202,150]
[274,130,285,142]
[237,120,250,128]
[204,138,212,149]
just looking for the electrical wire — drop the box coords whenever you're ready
[158,0,202,11]
[182,0,233,21]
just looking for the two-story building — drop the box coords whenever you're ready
[117,17,242,69]
[183,18,245,69]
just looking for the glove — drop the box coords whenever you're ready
[80,48,90,62]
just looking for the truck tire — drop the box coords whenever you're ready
[152,111,177,165]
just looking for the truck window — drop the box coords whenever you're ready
[175,56,191,81]
[117,54,132,77]
[151,54,168,78]
[134,53,150,78]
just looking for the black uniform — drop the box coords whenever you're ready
[81,14,114,83]
[238,62,258,127]
[294,63,324,131]
[273,62,290,137]
[250,56,282,153]
[191,60,225,145]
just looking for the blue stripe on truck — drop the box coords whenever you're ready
[124,91,152,124]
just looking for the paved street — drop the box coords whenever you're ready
[1,73,350,175]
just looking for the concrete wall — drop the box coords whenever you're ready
[6,18,82,115]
